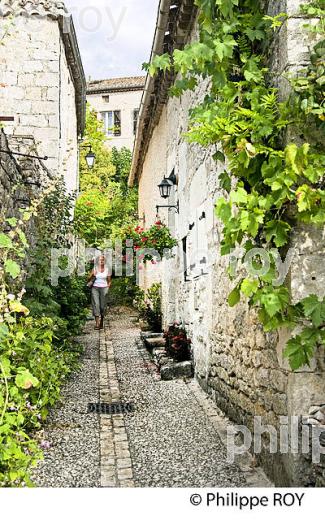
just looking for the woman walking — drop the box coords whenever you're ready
[88,255,112,330]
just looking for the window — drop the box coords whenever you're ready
[114,111,121,136]
[100,111,121,136]
[133,109,139,135]
[102,95,110,103]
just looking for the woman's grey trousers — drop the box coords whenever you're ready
[91,287,109,317]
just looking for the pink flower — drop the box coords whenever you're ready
[40,440,51,450]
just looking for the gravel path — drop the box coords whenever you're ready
[31,308,268,488]
[109,309,246,488]
[32,321,100,487]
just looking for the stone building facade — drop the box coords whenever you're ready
[129,0,325,486]
[87,77,145,151]
[0,0,86,194]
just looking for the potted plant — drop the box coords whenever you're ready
[164,323,192,362]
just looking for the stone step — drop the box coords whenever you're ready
[160,361,193,381]
[144,337,166,350]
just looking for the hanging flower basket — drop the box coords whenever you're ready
[123,221,178,262]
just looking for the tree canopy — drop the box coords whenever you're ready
[75,106,138,247]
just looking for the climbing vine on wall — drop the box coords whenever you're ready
[144,0,325,370]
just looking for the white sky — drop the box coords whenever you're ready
[64,0,158,80]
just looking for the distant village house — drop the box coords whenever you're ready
[87,76,145,151]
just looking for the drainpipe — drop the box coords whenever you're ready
[128,0,172,187]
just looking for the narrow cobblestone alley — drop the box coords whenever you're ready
[32,308,271,488]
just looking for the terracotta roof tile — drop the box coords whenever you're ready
[0,0,67,18]
[87,76,146,94]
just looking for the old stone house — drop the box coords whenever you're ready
[0,0,86,195]
[129,0,325,486]
[87,76,145,151]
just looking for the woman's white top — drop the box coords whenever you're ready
[93,269,109,288]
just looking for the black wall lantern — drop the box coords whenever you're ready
[85,147,96,169]
[158,176,173,199]
[157,170,179,213]
[80,144,96,170]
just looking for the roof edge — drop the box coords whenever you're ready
[59,15,86,136]
[128,0,197,187]
[87,85,145,95]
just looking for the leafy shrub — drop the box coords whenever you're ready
[53,275,88,337]
[19,176,89,340]
[75,107,138,248]
[134,283,163,332]
[24,274,88,342]
[0,178,88,487]
[0,317,80,487]
[108,276,139,306]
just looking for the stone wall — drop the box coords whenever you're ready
[302,405,325,487]
[0,128,50,224]
[0,2,84,193]
[0,130,20,220]
[137,107,168,292]
[58,36,79,193]
[137,1,325,486]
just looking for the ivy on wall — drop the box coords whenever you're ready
[144,0,325,369]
